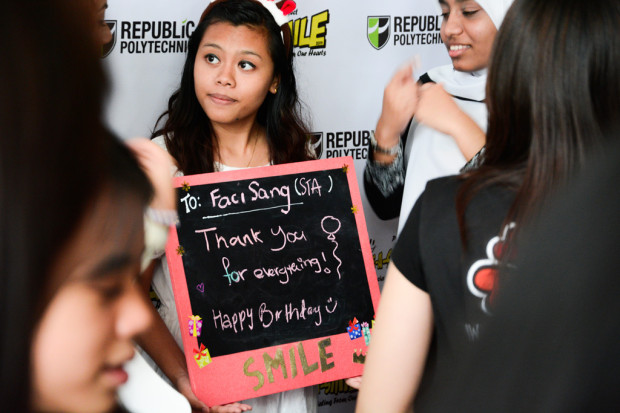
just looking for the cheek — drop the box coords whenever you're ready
[31,288,113,411]
[249,80,272,103]
[193,64,210,113]
[250,72,275,99]
[99,25,112,45]
[472,24,497,56]
[241,82,271,116]
[193,57,215,90]
[193,62,204,96]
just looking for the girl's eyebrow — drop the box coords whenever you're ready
[240,50,263,60]
[201,42,222,50]
[89,254,134,280]
[200,43,263,60]
[439,0,475,5]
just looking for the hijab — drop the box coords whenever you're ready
[476,0,514,30]
[427,0,514,101]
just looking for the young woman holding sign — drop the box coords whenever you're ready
[364,0,513,231]
[357,0,620,411]
[140,1,316,412]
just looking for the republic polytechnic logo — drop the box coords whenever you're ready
[367,16,390,50]
[101,20,117,58]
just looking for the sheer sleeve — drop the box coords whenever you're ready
[363,119,414,220]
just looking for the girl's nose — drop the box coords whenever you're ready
[216,63,236,87]
[443,12,464,37]
[116,282,152,339]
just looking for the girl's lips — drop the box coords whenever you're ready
[447,44,471,58]
[209,94,237,105]
[102,365,129,387]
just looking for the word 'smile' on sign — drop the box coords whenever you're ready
[165,157,380,406]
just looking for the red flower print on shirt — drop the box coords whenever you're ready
[466,223,516,314]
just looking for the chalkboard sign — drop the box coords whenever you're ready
[165,157,380,406]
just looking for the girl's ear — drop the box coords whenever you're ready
[270,76,280,94]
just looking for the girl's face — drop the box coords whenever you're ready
[439,0,497,72]
[92,0,112,46]
[193,22,278,128]
[31,195,151,413]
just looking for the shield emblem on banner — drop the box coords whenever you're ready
[308,132,324,159]
[367,16,390,50]
[101,20,117,58]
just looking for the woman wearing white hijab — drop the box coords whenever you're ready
[364,0,513,234]
[355,1,514,411]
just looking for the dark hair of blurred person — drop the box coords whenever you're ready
[456,0,620,244]
[0,1,152,411]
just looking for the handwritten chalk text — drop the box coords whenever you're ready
[195,227,263,252]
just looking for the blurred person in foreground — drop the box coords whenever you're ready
[0,2,154,412]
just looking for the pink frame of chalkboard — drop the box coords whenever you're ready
[165,157,380,406]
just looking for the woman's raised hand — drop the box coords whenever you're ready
[414,83,460,135]
[375,62,420,148]
[415,83,485,160]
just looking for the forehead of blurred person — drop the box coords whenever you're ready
[91,0,112,47]
[92,0,108,18]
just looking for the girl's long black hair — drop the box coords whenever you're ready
[152,0,313,174]
[456,0,620,246]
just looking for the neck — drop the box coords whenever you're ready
[212,117,257,149]
[212,117,267,168]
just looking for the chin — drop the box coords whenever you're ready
[451,60,486,73]
[81,391,118,413]
[208,115,239,126]
[35,393,117,413]
[208,112,251,126]
[204,109,234,123]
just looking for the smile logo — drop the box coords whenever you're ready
[101,20,117,58]
[367,16,390,50]
[308,132,323,159]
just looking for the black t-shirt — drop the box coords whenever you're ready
[425,141,620,412]
[392,175,515,409]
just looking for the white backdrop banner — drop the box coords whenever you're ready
[103,1,449,411]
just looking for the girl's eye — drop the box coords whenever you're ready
[239,61,256,71]
[100,285,123,301]
[206,54,220,64]
[462,9,480,17]
[89,277,129,303]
